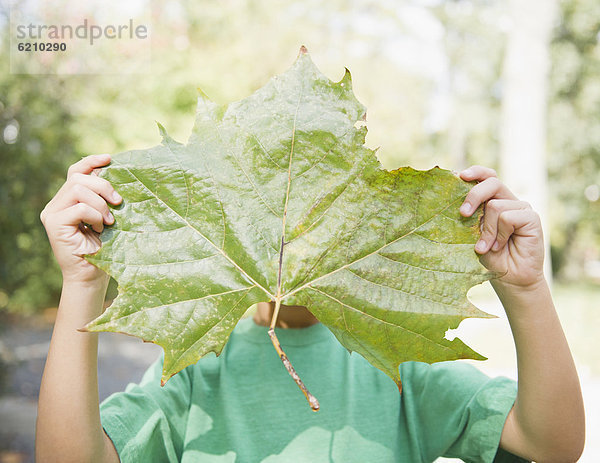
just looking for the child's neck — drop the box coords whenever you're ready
[253,301,319,328]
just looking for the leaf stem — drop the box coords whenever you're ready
[268,297,320,412]
[264,91,319,411]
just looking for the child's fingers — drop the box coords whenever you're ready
[41,164,121,227]
[60,203,105,234]
[476,200,531,254]
[459,165,498,182]
[67,154,111,179]
[460,177,518,217]
[64,183,115,224]
[492,209,541,252]
[66,173,122,206]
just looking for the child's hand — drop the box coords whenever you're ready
[40,154,122,285]
[459,165,545,290]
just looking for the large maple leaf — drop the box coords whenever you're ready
[84,47,494,409]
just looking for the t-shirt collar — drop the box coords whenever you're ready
[232,316,332,346]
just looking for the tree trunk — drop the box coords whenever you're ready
[500,0,557,285]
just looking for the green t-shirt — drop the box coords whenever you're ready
[100,317,528,463]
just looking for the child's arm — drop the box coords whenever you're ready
[459,166,585,462]
[36,154,121,463]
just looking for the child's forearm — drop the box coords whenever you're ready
[36,278,118,463]
[495,278,585,462]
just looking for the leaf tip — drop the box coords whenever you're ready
[156,121,169,141]
[395,379,403,394]
[160,369,176,387]
[82,318,96,331]
[195,88,213,104]
[340,67,353,86]
[477,307,499,320]
[82,241,104,262]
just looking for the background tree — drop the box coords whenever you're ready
[499,0,557,281]
[0,7,79,314]
[547,0,600,280]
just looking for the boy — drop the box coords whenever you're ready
[36,154,585,462]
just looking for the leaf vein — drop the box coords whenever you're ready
[110,158,273,298]
[213,122,281,218]
[344,267,458,309]
[161,138,192,220]
[375,252,485,276]
[171,285,256,364]
[286,194,467,298]
[91,254,219,268]
[105,285,257,324]
[308,286,455,354]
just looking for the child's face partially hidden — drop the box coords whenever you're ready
[253,301,319,328]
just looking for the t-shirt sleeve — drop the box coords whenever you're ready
[100,353,192,463]
[398,361,530,463]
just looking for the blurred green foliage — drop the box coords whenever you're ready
[0,0,598,314]
[548,0,600,279]
[0,47,76,314]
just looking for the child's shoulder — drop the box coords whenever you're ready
[399,360,517,409]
